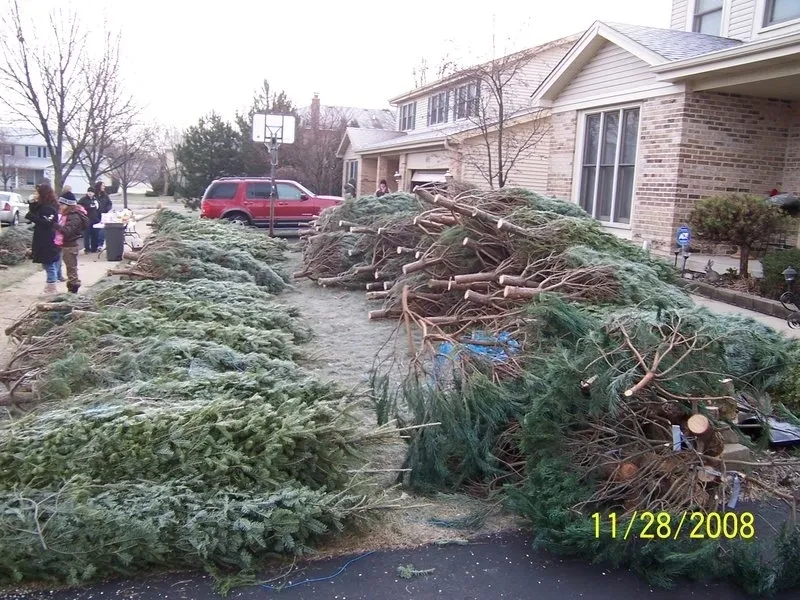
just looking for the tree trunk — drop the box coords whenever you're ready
[739,244,750,278]
[122,185,129,209]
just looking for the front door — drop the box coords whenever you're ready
[244,182,273,223]
[274,182,315,230]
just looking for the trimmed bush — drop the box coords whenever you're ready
[759,248,800,300]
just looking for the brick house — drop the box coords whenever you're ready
[336,35,579,197]
[533,0,800,253]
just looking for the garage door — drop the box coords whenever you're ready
[411,170,448,186]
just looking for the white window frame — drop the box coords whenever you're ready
[37,146,49,159]
[754,0,800,34]
[455,81,480,120]
[427,91,450,125]
[686,0,731,36]
[345,159,358,184]
[399,102,416,131]
[571,103,642,230]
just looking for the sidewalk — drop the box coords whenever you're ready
[690,293,800,338]
[0,210,157,363]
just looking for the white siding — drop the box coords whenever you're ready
[727,0,756,39]
[671,0,689,29]
[501,45,575,113]
[459,119,551,192]
[415,97,429,130]
[552,42,677,111]
[406,150,452,170]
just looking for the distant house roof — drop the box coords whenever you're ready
[296,105,396,130]
[335,127,404,157]
[603,22,743,61]
[0,126,48,147]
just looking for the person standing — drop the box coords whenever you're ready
[54,195,89,294]
[78,187,101,253]
[94,181,112,253]
[24,183,60,294]
[375,179,389,197]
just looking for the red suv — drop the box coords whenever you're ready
[199,178,342,232]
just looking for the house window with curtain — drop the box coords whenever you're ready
[764,0,800,26]
[578,107,640,226]
[692,0,723,35]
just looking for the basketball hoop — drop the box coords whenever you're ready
[251,113,297,237]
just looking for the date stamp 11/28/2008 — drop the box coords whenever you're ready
[592,511,755,541]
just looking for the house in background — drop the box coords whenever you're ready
[296,94,395,195]
[533,0,800,253]
[336,35,579,197]
[0,127,94,193]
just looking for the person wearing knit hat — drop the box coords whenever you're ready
[54,195,89,293]
[60,184,77,203]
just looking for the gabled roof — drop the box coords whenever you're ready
[336,127,404,157]
[296,105,396,130]
[531,21,743,102]
[390,33,581,105]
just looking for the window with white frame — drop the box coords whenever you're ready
[25,146,49,159]
[345,159,358,184]
[692,0,723,34]
[578,107,640,225]
[399,102,416,131]
[455,81,480,120]
[427,91,449,125]
[763,0,800,26]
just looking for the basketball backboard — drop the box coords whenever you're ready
[252,113,296,145]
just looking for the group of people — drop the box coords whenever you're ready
[25,180,113,295]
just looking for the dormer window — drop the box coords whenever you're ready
[427,92,450,126]
[399,102,416,131]
[693,0,723,35]
[764,0,800,27]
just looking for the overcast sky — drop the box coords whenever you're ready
[7,0,672,130]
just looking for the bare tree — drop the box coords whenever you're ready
[458,48,550,189]
[294,106,351,196]
[0,1,131,193]
[108,127,158,208]
[75,33,139,184]
[152,125,183,196]
[0,131,17,190]
[411,53,459,89]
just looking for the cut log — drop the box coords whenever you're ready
[35,302,74,312]
[365,291,390,300]
[338,220,360,229]
[453,271,498,284]
[463,290,497,307]
[413,187,436,204]
[365,282,385,291]
[292,270,311,279]
[402,257,443,275]
[349,226,376,234]
[298,228,315,237]
[397,246,416,254]
[317,276,346,286]
[503,285,541,299]
[382,281,396,290]
[122,251,140,261]
[431,195,478,217]
[353,265,376,275]
[613,462,639,482]
[580,375,598,394]
[448,280,490,292]
[498,274,533,286]
[687,414,712,439]
[427,214,458,226]
[368,309,402,320]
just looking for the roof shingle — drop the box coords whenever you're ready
[604,22,743,61]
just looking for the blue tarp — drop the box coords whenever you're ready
[431,331,520,386]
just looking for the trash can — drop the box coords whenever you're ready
[103,222,127,261]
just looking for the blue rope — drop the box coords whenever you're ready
[261,550,376,591]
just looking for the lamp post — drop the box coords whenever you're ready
[783,266,797,292]
[393,170,401,191]
[680,246,691,277]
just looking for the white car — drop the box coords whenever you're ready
[0,191,25,226]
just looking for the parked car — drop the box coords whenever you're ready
[0,191,26,226]
[199,178,342,233]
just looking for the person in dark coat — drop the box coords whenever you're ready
[55,196,89,294]
[94,181,113,252]
[24,183,61,295]
[78,187,101,253]
[375,179,390,197]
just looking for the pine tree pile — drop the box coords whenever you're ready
[0,225,33,266]
[0,211,398,587]
[303,188,800,595]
